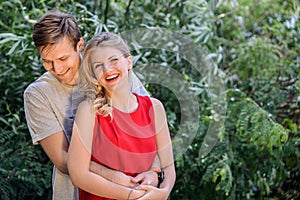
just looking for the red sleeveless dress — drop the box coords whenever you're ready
[79,94,157,200]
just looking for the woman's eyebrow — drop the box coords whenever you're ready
[107,55,119,60]
[92,61,103,65]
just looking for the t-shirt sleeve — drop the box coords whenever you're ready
[130,70,149,96]
[24,86,63,144]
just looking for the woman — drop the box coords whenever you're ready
[68,32,175,199]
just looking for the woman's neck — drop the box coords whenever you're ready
[107,90,138,113]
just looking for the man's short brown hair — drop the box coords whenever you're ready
[32,10,82,52]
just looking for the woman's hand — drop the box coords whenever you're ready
[135,185,169,200]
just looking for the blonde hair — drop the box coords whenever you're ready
[79,32,131,116]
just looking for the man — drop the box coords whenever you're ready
[24,10,160,199]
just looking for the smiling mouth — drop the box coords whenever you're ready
[106,74,119,81]
[58,68,70,76]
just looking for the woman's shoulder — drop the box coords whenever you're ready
[150,97,162,105]
[78,98,93,108]
[150,97,165,112]
[77,99,95,117]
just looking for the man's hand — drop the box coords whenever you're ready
[131,170,158,187]
[113,170,136,187]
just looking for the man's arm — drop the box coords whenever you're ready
[24,87,70,174]
[90,161,133,187]
[90,155,160,187]
[39,131,69,174]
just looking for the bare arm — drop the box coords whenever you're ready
[153,99,176,193]
[159,164,176,192]
[136,98,176,199]
[90,161,134,187]
[24,87,70,174]
[39,131,69,174]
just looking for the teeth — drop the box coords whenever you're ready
[106,74,118,80]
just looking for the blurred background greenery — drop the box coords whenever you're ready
[0,0,299,199]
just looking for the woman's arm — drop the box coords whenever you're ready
[153,99,176,193]
[68,101,145,199]
[135,98,176,199]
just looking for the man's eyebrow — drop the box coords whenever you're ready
[42,58,50,62]
[58,55,70,60]
[42,55,69,62]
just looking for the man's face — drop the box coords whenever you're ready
[40,37,84,85]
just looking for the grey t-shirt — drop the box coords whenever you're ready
[24,72,81,200]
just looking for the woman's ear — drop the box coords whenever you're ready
[127,56,133,70]
[77,38,85,52]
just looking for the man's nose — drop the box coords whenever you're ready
[52,61,64,74]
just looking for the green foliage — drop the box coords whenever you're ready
[0,112,52,200]
[216,0,300,113]
[213,2,300,198]
[0,0,299,199]
[226,89,289,198]
[172,89,289,199]
[0,1,52,199]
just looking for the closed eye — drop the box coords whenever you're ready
[43,59,51,64]
[94,63,104,69]
[109,57,119,65]
[60,57,67,61]
[109,57,118,63]
[110,57,118,61]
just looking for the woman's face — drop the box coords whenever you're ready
[90,46,132,92]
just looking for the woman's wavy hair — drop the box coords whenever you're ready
[79,32,131,116]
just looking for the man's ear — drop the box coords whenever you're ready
[77,38,85,52]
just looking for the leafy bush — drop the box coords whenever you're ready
[0,0,299,199]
